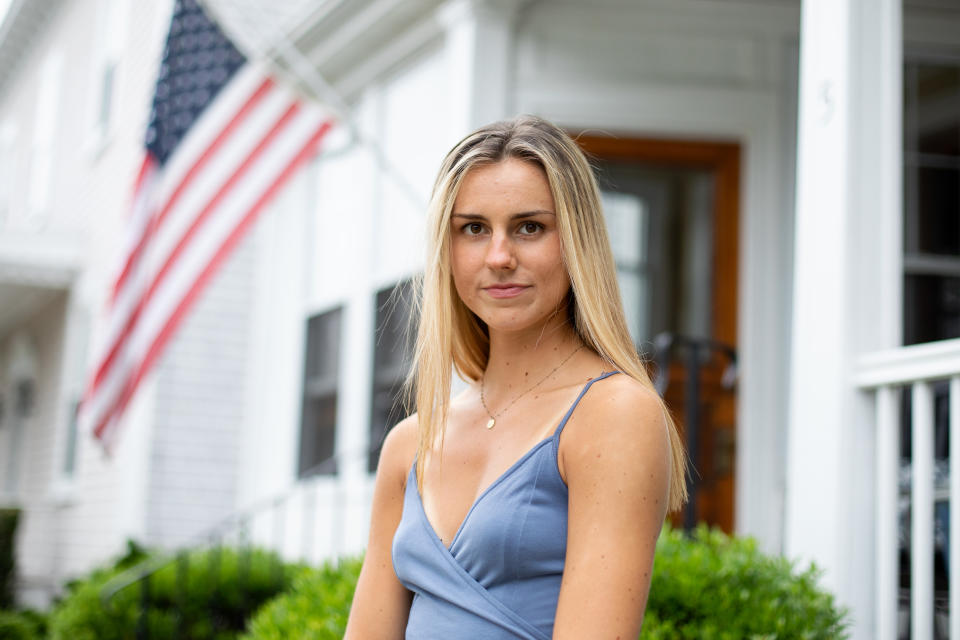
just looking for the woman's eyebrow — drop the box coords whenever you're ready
[451,210,556,220]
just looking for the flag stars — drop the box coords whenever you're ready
[145,0,245,164]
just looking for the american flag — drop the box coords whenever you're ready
[79,0,333,449]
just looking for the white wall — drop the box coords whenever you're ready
[145,227,257,548]
[0,0,174,602]
[234,36,460,560]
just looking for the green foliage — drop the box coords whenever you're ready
[0,609,46,640]
[34,525,851,640]
[640,523,851,639]
[0,508,20,609]
[237,527,849,640]
[48,542,296,640]
[241,556,363,640]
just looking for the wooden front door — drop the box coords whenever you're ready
[574,135,740,534]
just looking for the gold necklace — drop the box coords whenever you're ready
[479,343,585,429]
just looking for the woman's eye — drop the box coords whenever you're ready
[463,222,484,235]
[519,222,542,235]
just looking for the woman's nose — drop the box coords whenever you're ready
[485,231,517,270]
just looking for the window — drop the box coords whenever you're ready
[903,58,960,345]
[600,189,651,345]
[26,51,62,223]
[899,55,960,625]
[369,280,417,472]
[595,162,715,354]
[297,307,341,477]
[89,0,127,145]
[3,379,34,495]
[0,122,14,226]
[62,401,80,477]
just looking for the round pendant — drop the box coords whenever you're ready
[486,418,496,429]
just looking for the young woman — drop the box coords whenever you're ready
[344,115,688,639]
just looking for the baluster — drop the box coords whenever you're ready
[876,384,899,640]
[950,376,960,640]
[913,381,935,639]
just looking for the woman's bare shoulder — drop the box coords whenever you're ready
[378,414,420,487]
[564,373,667,458]
[592,371,662,411]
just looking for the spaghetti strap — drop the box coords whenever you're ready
[394,370,622,639]
[551,370,620,438]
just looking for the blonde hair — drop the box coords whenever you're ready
[406,115,688,514]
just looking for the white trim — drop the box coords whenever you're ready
[854,338,960,387]
[911,381,935,640]
[785,1,905,637]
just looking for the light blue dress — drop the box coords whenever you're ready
[392,371,620,639]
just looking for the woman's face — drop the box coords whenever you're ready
[449,158,570,335]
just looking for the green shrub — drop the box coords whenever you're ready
[0,508,20,609]
[49,542,297,640]
[241,556,363,640]
[641,522,850,639]
[238,527,848,640]
[0,609,45,640]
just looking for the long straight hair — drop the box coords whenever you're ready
[406,115,688,514]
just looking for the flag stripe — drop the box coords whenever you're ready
[89,162,160,390]
[88,83,301,396]
[152,64,273,210]
[149,102,302,319]
[94,117,332,442]
[102,78,293,369]
[148,85,300,283]
[110,74,275,303]
[91,103,331,437]
[80,0,335,448]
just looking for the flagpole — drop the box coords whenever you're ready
[199,0,430,211]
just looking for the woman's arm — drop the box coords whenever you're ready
[553,377,671,639]
[344,415,418,640]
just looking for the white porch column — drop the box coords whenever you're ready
[784,1,902,639]
[440,0,520,131]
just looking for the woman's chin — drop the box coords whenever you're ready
[479,310,561,336]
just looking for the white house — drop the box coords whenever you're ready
[0,0,958,638]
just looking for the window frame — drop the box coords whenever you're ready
[297,306,343,478]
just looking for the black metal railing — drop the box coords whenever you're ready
[649,331,738,532]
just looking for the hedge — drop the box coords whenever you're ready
[243,523,849,639]
[47,541,296,640]
[640,522,850,639]
[241,556,363,640]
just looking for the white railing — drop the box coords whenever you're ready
[854,337,960,640]
[99,447,377,616]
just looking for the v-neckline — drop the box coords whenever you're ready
[415,435,555,552]
[412,370,620,552]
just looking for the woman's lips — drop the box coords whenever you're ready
[484,285,530,299]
